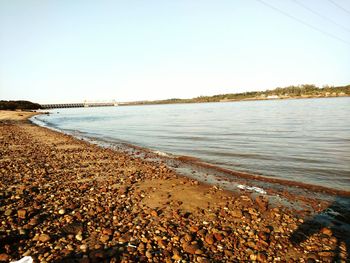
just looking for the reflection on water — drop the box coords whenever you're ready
[35,97,350,191]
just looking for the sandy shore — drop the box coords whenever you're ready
[0,110,39,121]
[0,111,349,262]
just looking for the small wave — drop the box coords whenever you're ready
[30,116,61,132]
[237,184,267,194]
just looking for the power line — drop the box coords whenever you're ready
[256,0,350,46]
[291,0,350,33]
[327,0,350,15]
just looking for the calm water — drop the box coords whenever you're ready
[34,97,350,191]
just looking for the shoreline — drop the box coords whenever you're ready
[1,110,349,262]
[31,111,350,198]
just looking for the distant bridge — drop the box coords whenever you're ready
[41,100,118,109]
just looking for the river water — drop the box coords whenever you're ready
[33,97,350,191]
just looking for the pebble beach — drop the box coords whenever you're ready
[0,111,349,262]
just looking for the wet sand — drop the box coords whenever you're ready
[0,111,349,262]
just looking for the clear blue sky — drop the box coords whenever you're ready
[1,0,350,103]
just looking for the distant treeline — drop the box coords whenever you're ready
[124,84,350,105]
[0,100,42,110]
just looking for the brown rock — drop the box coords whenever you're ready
[78,257,90,263]
[158,239,167,248]
[190,225,199,232]
[318,251,333,257]
[204,234,215,245]
[246,241,257,250]
[62,222,83,235]
[172,254,182,260]
[197,257,210,263]
[75,212,83,220]
[39,233,51,242]
[146,250,152,258]
[96,206,104,213]
[172,248,181,257]
[138,243,145,252]
[232,209,242,218]
[184,233,193,242]
[90,250,106,259]
[255,196,269,212]
[28,218,38,226]
[258,231,269,241]
[183,243,201,254]
[17,209,27,219]
[320,227,332,237]
[102,228,113,236]
[250,254,257,261]
[214,233,223,241]
[150,210,158,217]
[87,210,95,216]
[224,249,234,257]
[4,209,12,216]
[0,254,9,262]
[306,258,316,263]
[119,234,130,243]
[257,252,267,262]
[195,249,204,255]
[16,186,26,195]
[100,234,110,243]
[118,186,129,195]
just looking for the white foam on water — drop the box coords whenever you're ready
[237,184,267,194]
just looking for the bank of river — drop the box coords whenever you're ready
[33,97,350,192]
[0,110,349,262]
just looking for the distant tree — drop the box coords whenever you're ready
[0,100,41,110]
[123,84,350,106]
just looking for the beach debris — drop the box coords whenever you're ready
[153,150,171,157]
[10,256,33,263]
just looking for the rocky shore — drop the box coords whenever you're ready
[0,111,349,262]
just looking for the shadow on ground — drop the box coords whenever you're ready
[290,196,350,262]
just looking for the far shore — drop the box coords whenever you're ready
[0,110,349,262]
[119,91,350,106]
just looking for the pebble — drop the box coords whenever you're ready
[0,121,346,262]
[100,234,110,243]
[4,209,12,216]
[75,233,83,241]
[257,252,267,262]
[232,209,243,218]
[0,254,9,262]
[255,196,268,212]
[183,243,202,255]
[172,253,182,260]
[39,234,51,242]
[80,244,87,251]
[204,234,215,245]
[213,233,223,241]
[58,208,65,215]
[17,209,27,219]
[150,210,158,217]
[320,227,332,237]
